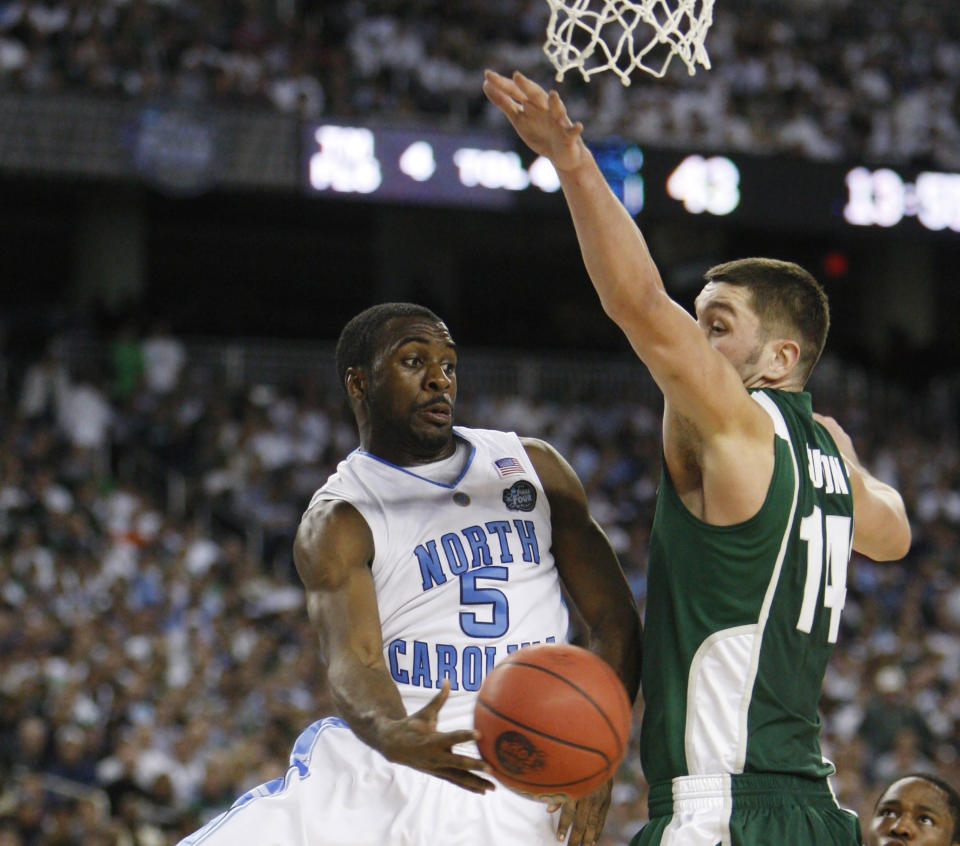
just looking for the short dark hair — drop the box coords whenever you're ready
[704,257,829,386]
[874,773,960,842]
[335,303,443,394]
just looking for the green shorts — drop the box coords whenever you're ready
[629,773,862,846]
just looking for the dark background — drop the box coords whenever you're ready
[2,150,958,386]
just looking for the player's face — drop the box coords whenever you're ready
[868,778,957,846]
[694,282,769,385]
[367,316,458,458]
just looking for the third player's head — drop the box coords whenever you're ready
[867,774,960,846]
[336,303,458,463]
[695,258,829,390]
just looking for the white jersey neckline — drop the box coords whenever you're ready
[353,429,476,489]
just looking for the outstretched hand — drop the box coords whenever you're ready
[482,69,586,173]
[378,680,496,794]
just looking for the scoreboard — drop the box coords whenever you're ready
[302,122,960,237]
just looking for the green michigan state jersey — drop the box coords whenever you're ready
[640,389,854,785]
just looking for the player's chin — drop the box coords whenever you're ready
[413,424,453,450]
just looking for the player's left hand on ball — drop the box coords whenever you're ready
[381,680,496,794]
[550,780,612,846]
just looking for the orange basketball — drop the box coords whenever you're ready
[473,643,632,801]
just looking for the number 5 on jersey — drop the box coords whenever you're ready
[796,506,852,644]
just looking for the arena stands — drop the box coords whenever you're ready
[1,330,958,844]
[0,0,958,166]
[2,0,960,843]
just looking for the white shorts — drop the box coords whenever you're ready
[177,717,563,846]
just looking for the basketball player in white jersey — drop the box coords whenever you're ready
[177,303,642,846]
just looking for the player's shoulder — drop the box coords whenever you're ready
[455,426,558,468]
[517,437,583,496]
[295,496,370,567]
[301,450,371,520]
[453,424,527,457]
[311,449,366,494]
[750,388,818,438]
[454,424,518,442]
[517,434,552,453]
[299,496,365,533]
[294,497,374,584]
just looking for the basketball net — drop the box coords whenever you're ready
[542,0,715,83]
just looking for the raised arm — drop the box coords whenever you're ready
[522,436,642,846]
[482,70,757,440]
[293,499,494,792]
[813,414,911,561]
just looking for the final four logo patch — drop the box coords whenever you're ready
[503,480,536,511]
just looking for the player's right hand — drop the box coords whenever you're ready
[378,680,497,794]
[482,69,586,173]
[550,779,613,846]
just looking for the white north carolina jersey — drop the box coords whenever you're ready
[177,427,571,846]
[306,425,570,731]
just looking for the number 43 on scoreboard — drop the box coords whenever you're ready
[666,154,741,216]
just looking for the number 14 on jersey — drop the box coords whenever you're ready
[796,506,852,644]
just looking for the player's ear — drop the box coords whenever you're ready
[768,338,801,380]
[345,367,367,401]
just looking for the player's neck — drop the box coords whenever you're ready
[405,437,471,484]
[362,432,458,467]
[744,373,802,392]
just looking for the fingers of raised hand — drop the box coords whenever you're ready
[512,71,548,110]
[483,69,528,116]
[547,90,582,136]
[548,89,570,121]
[487,69,525,96]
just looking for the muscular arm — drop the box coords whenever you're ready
[813,414,911,561]
[294,501,402,733]
[484,71,773,525]
[293,500,494,792]
[482,70,760,441]
[521,438,642,699]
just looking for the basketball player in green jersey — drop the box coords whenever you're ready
[483,70,912,846]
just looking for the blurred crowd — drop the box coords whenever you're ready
[0,0,959,168]
[1,326,960,844]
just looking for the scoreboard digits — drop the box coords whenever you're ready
[303,121,960,236]
[845,166,960,232]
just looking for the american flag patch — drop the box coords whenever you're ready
[494,457,524,477]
